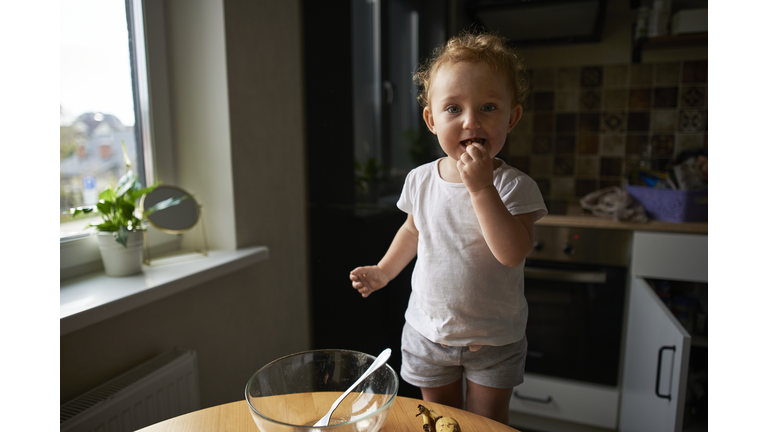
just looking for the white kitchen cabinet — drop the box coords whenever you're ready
[619,276,691,432]
[619,231,707,432]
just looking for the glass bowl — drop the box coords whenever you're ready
[245,349,399,431]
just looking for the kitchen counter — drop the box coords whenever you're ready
[536,203,708,234]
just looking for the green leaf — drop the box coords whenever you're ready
[93,221,118,231]
[130,182,160,201]
[144,195,190,217]
[115,226,129,248]
[115,170,137,198]
[99,188,116,203]
[96,200,112,217]
[122,140,132,170]
[69,206,96,216]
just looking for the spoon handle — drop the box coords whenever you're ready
[314,348,391,427]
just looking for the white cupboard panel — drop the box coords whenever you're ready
[510,373,619,429]
[619,277,691,432]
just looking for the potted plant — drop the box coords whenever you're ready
[69,143,188,276]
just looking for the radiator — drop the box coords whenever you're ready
[60,348,201,432]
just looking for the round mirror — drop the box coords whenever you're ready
[140,185,199,233]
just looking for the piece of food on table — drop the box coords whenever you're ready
[415,404,461,432]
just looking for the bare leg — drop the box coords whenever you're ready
[420,378,464,410]
[465,379,513,424]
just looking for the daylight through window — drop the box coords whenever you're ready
[60,0,144,239]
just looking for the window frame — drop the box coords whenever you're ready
[60,0,176,280]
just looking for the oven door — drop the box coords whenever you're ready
[524,259,626,387]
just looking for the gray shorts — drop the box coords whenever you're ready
[400,322,527,389]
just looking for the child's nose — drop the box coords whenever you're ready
[462,111,481,129]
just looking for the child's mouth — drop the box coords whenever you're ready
[461,138,485,147]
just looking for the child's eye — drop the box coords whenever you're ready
[446,106,460,114]
[480,104,497,112]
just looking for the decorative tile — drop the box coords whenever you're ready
[651,110,677,132]
[533,113,554,133]
[681,86,707,108]
[649,156,672,171]
[629,88,652,109]
[682,60,707,84]
[555,135,576,154]
[576,179,599,197]
[624,155,646,173]
[676,134,706,154]
[555,90,580,111]
[577,135,599,154]
[653,87,679,108]
[530,155,554,176]
[576,156,599,176]
[580,89,602,110]
[513,114,533,133]
[678,110,707,132]
[533,91,555,111]
[601,111,627,133]
[599,179,623,189]
[507,156,531,174]
[627,111,650,132]
[626,134,650,155]
[604,89,628,110]
[655,62,681,85]
[651,134,675,155]
[556,113,577,133]
[600,157,624,176]
[554,156,575,175]
[551,177,575,196]
[600,134,625,156]
[581,66,603,87]
[506,132,532,154]
[533,68,556,89]
[534,178,551,195]
[604,65,629,87]
[533,135,553,154]
[630,64,654,86]
[579,113,600,133]
[558,67,581,88]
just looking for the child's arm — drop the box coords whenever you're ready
[350,214,418,298]
[459,144,535,267]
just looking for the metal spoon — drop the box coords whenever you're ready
[313,348,392,427]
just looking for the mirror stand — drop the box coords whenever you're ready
[142,205,209,267]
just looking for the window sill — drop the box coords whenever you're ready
[60,246,269,336]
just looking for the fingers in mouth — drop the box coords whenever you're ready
[461,138,485,146]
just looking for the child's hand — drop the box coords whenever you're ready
[458,143,494,193]
[350,265,390,298]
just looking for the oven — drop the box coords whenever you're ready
[510,225,633,430]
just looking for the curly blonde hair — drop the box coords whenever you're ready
[413,31,529,108]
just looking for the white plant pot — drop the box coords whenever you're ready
[97,231,144,276]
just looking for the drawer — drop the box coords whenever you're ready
[509,374,619,429]
[631,231,707,282]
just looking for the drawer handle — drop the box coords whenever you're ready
[655,345,676,400]
[513,391,552,404]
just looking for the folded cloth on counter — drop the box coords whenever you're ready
[580,186,648,223]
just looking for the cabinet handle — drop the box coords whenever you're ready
[513,391,552,404]
[655,345,676,400]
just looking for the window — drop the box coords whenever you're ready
[60,0,168,278]
[60,0,150,240]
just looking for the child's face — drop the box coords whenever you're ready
[423,61,522,163]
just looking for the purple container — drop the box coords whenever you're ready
[626,185,708,223]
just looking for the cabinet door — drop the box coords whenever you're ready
[619,277,691,432]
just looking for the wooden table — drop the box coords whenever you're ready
[136,395,520,432]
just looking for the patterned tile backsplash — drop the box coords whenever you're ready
[501,60,707,204]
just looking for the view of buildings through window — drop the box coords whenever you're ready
[60,0,141,236]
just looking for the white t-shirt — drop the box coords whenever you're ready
[397,158,547,347]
